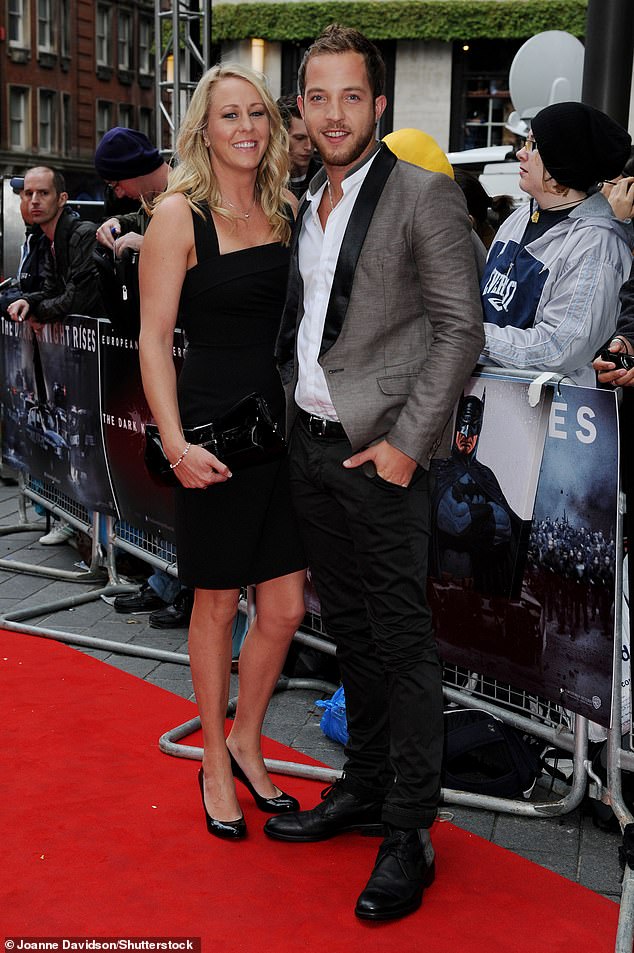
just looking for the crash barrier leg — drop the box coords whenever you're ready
[0,478,142,631]
[0,472,47,535]
[0,472,109,582]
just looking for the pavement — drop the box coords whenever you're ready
[0,476,626,906]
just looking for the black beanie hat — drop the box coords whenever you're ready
[95,127,163,180]
[531,102,631,192]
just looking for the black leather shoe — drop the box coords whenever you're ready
[114,582,166,614]
[198,768,246,841]
[355,826,435,921]
[263,779,383,842]
[149,589,194,629]
[228,749,300,813]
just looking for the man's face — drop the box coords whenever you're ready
[455,432,477,456]
[23,169,66,229]
[299,50,386,173]
[287,116,313,177]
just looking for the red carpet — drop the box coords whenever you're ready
[0,630,617,951]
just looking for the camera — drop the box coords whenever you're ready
[599,349,634,371]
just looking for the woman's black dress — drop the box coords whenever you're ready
[174,204,305,589]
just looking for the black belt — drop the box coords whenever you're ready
[298,408,347,439]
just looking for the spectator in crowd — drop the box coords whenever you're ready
[94,127,170,256]
[276,94,322,198]
[6,166,105,327]
[453,167,514,251]
[139,63,306,840]
[267,26,483,921]
[93,127,192,629]
[6,166,105,546]
[479,102,633,385]
[0,177,50,318]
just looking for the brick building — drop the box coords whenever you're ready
[3,0,155,197]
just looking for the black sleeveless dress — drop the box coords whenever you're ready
[174,204,305,589]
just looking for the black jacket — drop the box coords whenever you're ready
[25,206,105,322]
[616,260,634,343]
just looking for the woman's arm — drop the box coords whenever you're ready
[139,195,230,487]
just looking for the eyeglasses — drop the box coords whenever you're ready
[523,137,538,152]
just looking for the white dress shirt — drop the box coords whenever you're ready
[295,147,379,420]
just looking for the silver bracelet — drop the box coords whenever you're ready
[169,443,191,470]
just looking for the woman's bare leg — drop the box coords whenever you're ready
[189,586,242,821]
[226,569,306,797]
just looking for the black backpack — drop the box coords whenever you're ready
[442,707,543,799]
[93,244,140,335]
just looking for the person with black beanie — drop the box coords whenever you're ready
[480,101,633,385]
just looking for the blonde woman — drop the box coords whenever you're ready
[139,64,306,840]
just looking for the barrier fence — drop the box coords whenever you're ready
[1,315,633,950]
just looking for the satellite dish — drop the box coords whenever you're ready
[509,31,585,121]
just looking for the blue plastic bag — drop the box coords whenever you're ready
[315,685,349,745]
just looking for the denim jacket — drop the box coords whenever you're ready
[479,192,633,385]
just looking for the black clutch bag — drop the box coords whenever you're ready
[144,393,286,487]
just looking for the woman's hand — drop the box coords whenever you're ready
[593,336,634,387]
[170,443,232,489]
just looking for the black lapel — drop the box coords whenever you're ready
[320,142,397,357]
[275,191,313,382]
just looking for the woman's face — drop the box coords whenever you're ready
[516,135,548,201]
[205,76,270,175]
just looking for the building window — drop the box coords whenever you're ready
[139,107,153,141]
[9,87,30,150]
[118,10,133,70]
[119,103,134,128]
[61,93,72,156]
[60,0,71,58]
[450,40,523,152]
[9,0,28,48]
[96,101,113,140]
[139,18,154,75]
[37,0,55,53]
[96,4,112,67]
[39,89,57,153]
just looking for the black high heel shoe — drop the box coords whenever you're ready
[198,768,247,840]
[228,749,300,813]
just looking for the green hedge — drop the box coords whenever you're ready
[211,1,587,43]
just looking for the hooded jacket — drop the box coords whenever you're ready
[479,191,633,385]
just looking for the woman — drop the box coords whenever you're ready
[139,64,306,840]
[479,101,633,385]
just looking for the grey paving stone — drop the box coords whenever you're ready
[441,805,496,840]
[98,654,162,679]
[492,814,581,855]
[144,673,194,699]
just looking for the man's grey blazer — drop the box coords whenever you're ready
[276,143,485,468]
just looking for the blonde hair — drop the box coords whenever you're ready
[154,62,291,244]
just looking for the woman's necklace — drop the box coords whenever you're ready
[530,197,586,223]
[224,193,257,219]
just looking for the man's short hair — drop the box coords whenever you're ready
[26,166,66,196]
[298,23,386,100]
[277,94,302,131]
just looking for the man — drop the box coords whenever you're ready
[93,127,190,630]
[94,126,169,256]
[267,26,484,921]
[6,167,104,326]
[277,94,322,198]
[6,167,104,546]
